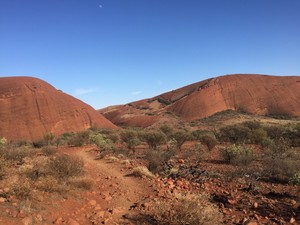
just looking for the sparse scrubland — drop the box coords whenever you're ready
[0,113,299,224]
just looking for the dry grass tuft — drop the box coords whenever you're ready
[151,193,223,225]
[132,166,155,178]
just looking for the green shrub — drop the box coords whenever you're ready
[142,130,166,150]
[44,132,55,145]
[199,134,218,151]
[218,125,252,143]
[49,154,84,180]
[221,144,254,166]
[171,130,191,150]
[264,157,300,184]
[68,131,90,147]
[120,130,141,154]
[0,137,7,146]
[90,134,114,151]
[290,171,300,185]
[151,193,223,225]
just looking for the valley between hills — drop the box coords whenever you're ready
[0,74,299,225]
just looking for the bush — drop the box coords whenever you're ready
[12,178,32,200]
[142,130,166,150]
[264,157,300,184]
[145,150,175,174]
[218,124,252,143]
[151,193,223,225]
[44,132,55,145]
[90,134,114,151]
[120,130,141,154]
[0,137,7,146]
[0,146,34,162]
[132,166,155,178]
[0,157,9,179]
[68,131,90,147]
[42,146,57,156]
[32,140,46,148]
[199,134,218,151]
[49,154,84,180]
[290,171,300,185]
[171,130,191,150]
[221,144,254,166]
[34,176,66,193]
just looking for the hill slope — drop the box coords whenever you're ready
[100,74,300,127]
[0,76,117,141]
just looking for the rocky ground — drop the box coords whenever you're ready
[0,146,299,225]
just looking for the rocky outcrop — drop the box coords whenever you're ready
[0,76,117,141]
[100,74,300,126]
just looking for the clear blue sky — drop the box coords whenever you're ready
[1,0,300,109]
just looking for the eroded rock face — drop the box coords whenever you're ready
[100,74,300,126]
[0,76,116,141]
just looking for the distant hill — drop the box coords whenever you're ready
[0,76,117,141]
[99,74,300,127]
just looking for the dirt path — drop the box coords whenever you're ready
[50,146,155,225]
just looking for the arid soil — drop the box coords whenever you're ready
[0,145,299,225]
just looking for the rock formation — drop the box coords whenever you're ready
[0,76,117,141]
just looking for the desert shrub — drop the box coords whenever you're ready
[44,132,55,145]
[34,176,65,193]
[0,137,7,146]
[250,128,268,145]
[151,193,223,225]
[199,134,218,151]
[145,150,175,174]
[120,130,141,154]
[42,146,57,156]
[0,157,9,179]
[262,138,300,183]
[132,166,155,178]
[221,144,254,166]
[264,125,285,139]
[0,146,34,162]
[90,133,114,151]
[141,130,166,150]
[12,178,32,200]
[171,130,191,150]
[49,154,84,180]
[241,121,262,130]
[265,138,290,159]
[218,124,252,143]
[68,131,90,147]
[160,125,174,139]
[264,156,300,184]
[32,140,47,148]
[94,128,119,143]
[290,171,300,185]
[68,177,93,190]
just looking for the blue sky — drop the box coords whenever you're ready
[1,0,300,109]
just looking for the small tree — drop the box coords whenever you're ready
[120,130,141,154]
[171,130,190,150]
[142,130,166,150]
[199,134,218,151]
